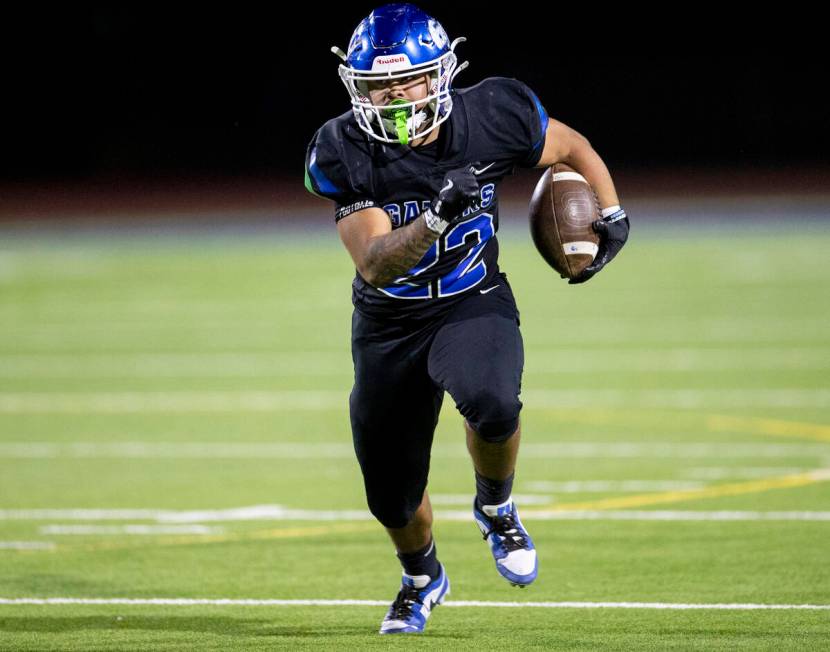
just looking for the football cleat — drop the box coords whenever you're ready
[379,563,450,634]
[473,497,538,587]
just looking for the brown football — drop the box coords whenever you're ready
[528,163,601,279]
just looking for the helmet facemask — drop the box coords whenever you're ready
[336,40,465,146]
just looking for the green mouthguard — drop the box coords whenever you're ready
[386,99,409,145]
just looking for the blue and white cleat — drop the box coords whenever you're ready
[473,497,538,587]
[379,563,450,634]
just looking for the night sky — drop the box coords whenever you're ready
[5,6,827,183]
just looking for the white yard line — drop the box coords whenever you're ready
[0,442,360,458]
[0,508,183,521]
[1,348,828,377]
[682,467,809,480]
[0,541,56,550]
[430,494,554,505]
[521,510,830,522]
[1,441,828,459]
[0,506,375,522]
[434,482,709,501]
[38,525,224,535]
[2,506,830,523]
[0,353,348,378]
[523,389,830,410]
[3,317,828,344]
[1,389,829,412]
[0,597,827,610]
[512,443,830,458]
[522,481,706,492]
[0,391,344,413]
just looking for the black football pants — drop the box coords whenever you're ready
[349,272,524,529]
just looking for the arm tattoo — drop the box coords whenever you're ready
[363,215,440,288]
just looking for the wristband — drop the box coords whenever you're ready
[601,205,627,223]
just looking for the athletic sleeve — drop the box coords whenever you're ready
[479,78,549,168]
[304,122,377,223]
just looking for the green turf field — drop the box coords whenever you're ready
[1,224,829,650]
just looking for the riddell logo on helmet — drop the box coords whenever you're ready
[376,56,406,65]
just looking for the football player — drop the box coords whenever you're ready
[304,2,629,635]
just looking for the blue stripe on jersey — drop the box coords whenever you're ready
[529,91,549,154]
[308,146,342,197]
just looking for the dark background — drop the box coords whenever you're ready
[3,6,828,221]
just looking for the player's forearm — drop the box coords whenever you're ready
[362,215,439,287]
[562,137,621,210]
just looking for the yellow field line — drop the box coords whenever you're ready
[13,468,830,553]
[532,408,830,444]
[705,414,830,443]
[534,468,830,512]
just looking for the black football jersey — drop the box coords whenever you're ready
[305,77,548,322]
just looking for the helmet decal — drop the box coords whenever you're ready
[370,53,413,73]
[427,19,448,50]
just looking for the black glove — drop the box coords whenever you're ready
[568,209,630,285]
[432,164,481,222]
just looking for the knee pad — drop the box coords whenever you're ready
[462,389,521,443]
[470,415,520,443]
[366,489,420,529]
[358,459,427,529]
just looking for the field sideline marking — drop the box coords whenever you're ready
[0,598,827,610]
[547,468,830,512]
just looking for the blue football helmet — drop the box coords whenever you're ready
[332,3,468,145]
